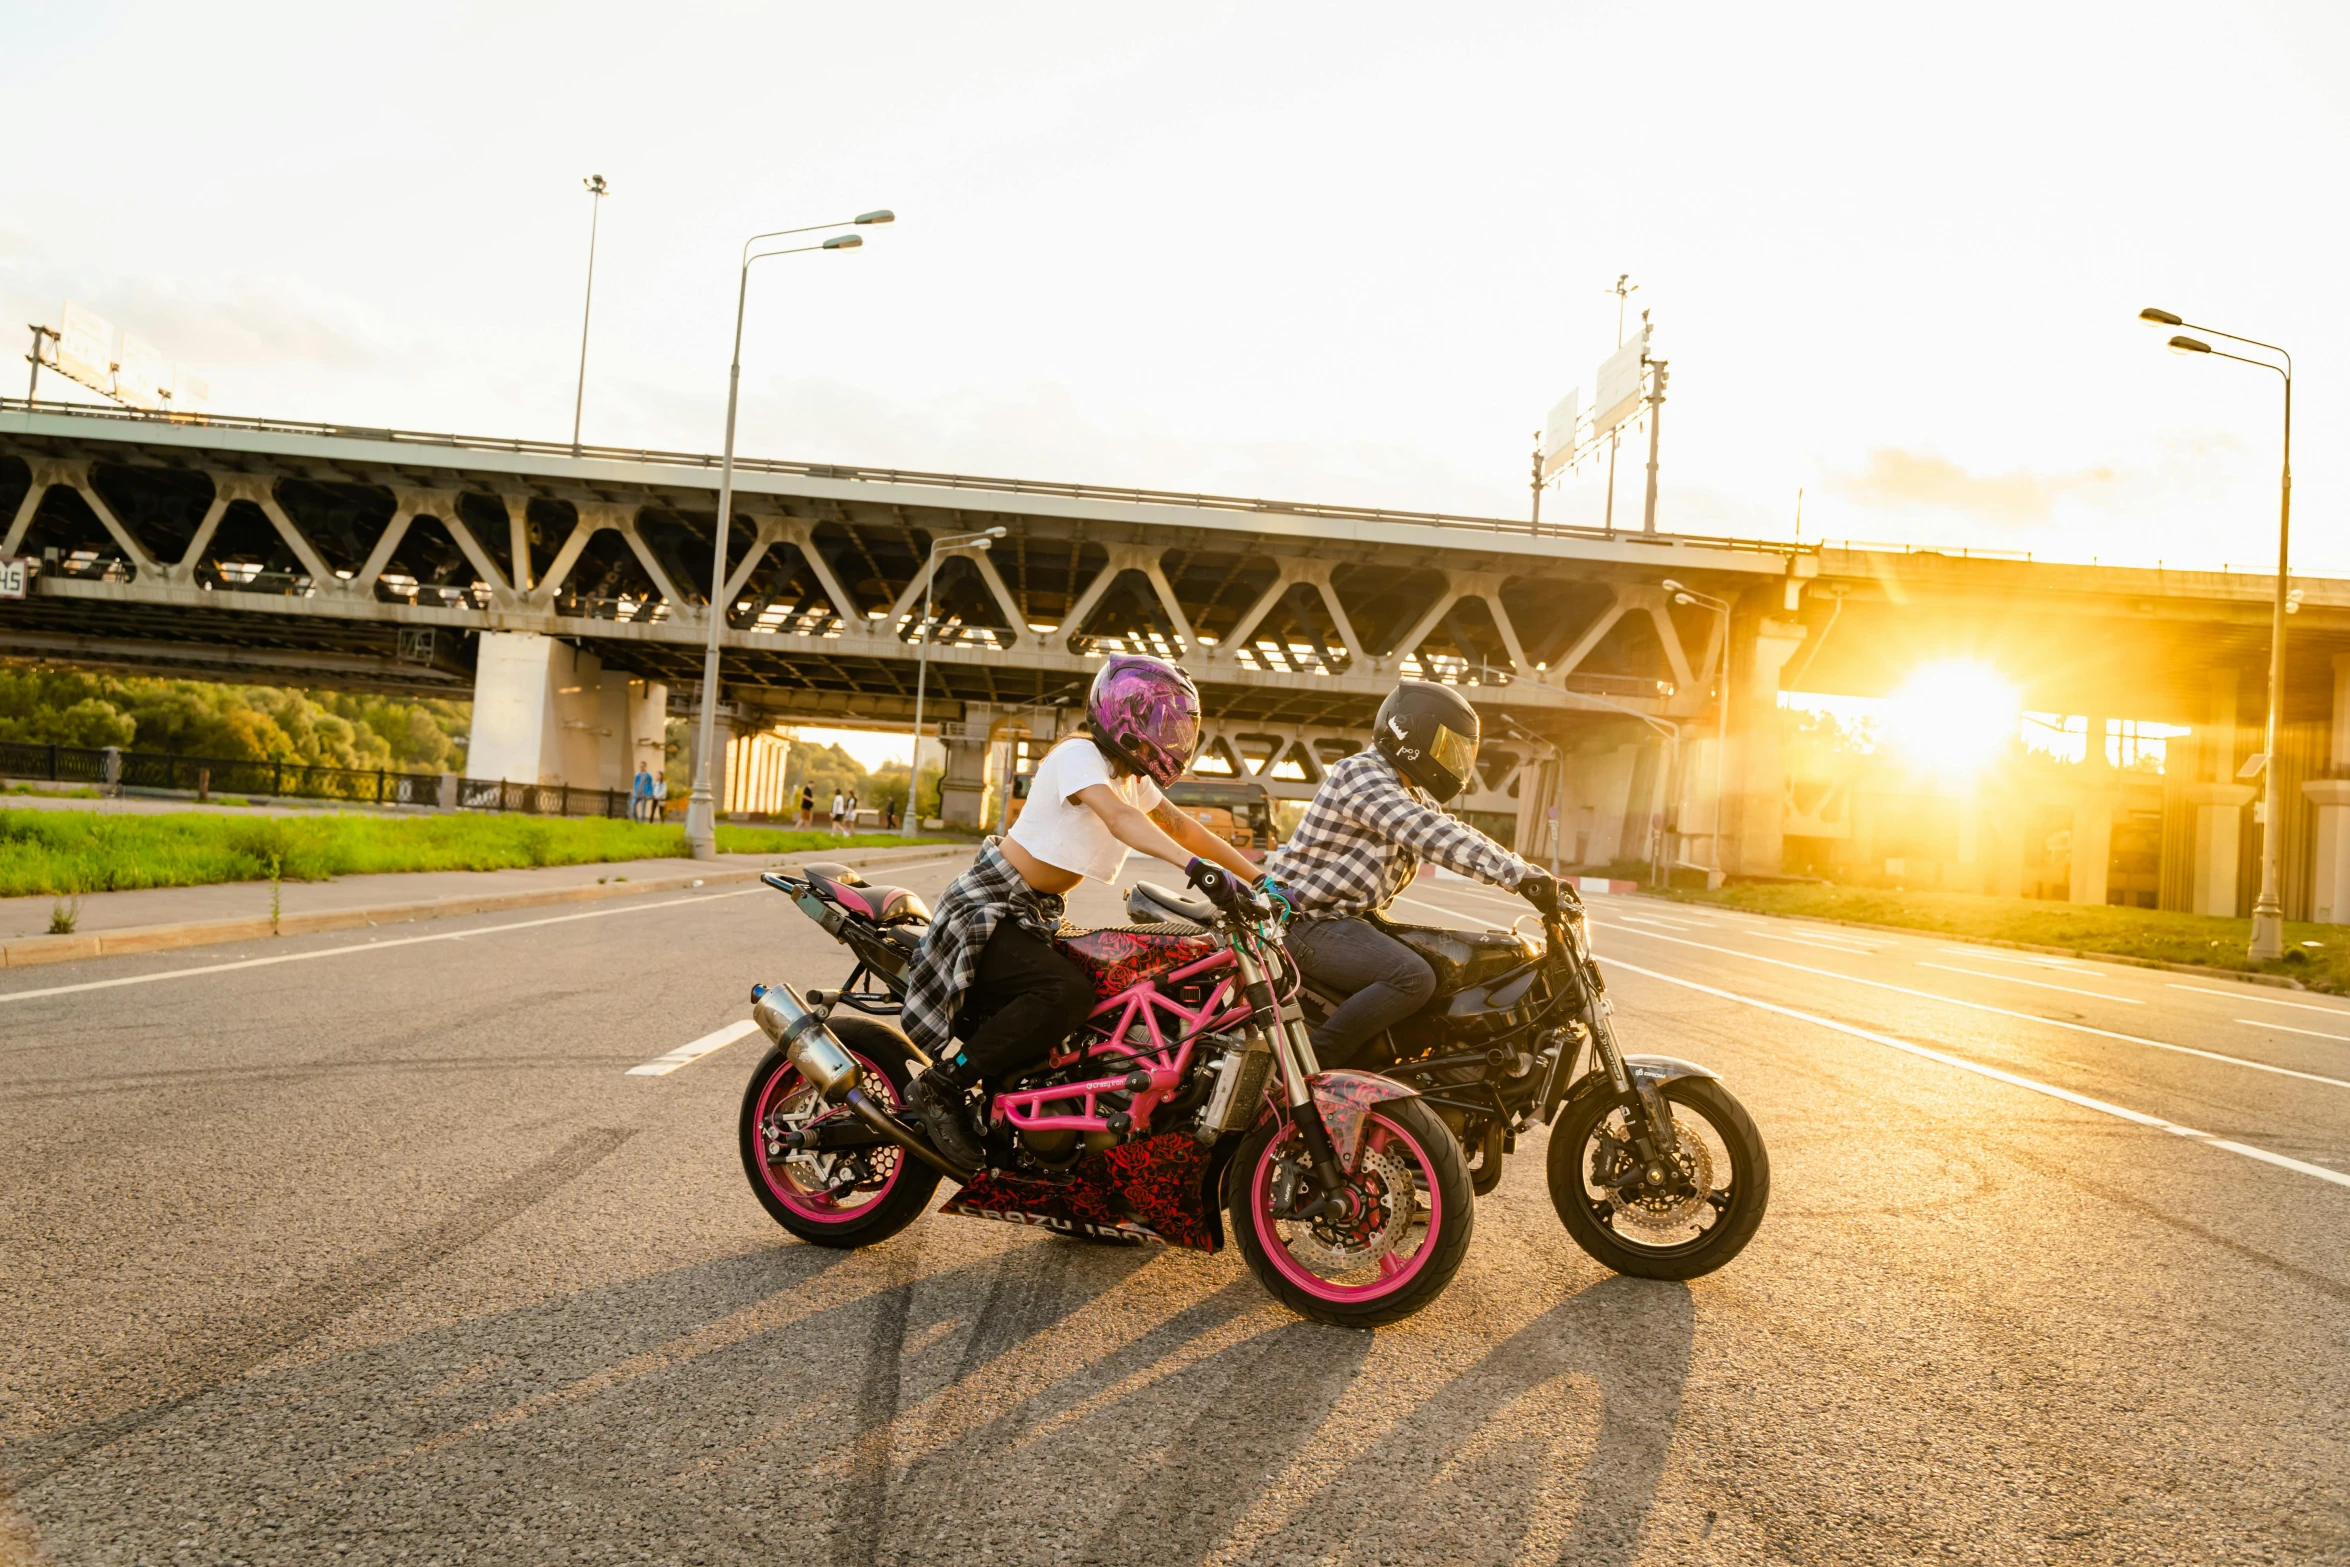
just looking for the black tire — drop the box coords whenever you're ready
[1229,1096,1475,1329]
[1547,1075,1768,1280]
[738,1016,940,1248]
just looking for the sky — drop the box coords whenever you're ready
[4,1,2344,591]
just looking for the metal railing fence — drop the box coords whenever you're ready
[454,777,632,819]
[0,740,443,804]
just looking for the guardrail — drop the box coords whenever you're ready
[2,397,1815,557]
[455,778,632,819]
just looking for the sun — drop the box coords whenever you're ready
[1887,662,2020,779]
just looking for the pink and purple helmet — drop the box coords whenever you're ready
[1086,653,1201,788]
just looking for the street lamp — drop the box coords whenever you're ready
[1664,579,1731,872]
[682,207,895,859]
[903,527,1008,826]
[571,175,609,456]
[2142,304,2293,960]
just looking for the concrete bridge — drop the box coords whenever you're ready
[8,399,2350,921]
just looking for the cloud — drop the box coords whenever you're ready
[1828,448,2121,526]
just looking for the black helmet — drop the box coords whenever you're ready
[1373,681,1481,802]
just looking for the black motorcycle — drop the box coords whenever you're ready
[1127,878,1767,1279]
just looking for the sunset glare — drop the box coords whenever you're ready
[1887,662,2021,780]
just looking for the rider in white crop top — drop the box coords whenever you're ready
[1006,736,1163,883]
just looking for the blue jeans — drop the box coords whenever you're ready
[1286,916,1436,1067]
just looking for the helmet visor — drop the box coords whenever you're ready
[1428,722,1478,785]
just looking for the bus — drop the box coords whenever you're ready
[1004,774,1282,860]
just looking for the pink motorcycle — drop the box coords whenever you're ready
[738,861,1474,1327]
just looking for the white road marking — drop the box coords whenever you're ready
[1916,962,2144,1004]
[0,888,764,1005]
[1617,914,1699,931]
[1598,955,2350,1192]
[1378,881,2350,1091]
[629,1019,761,1077]
[2170,983,2350,1018]
[1748,930,1878,955]
[1934,947,2099,975]
[2239,1019,2350,1044]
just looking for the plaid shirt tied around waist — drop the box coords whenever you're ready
[1262,748,1538,919]
[902,839,1065,1063]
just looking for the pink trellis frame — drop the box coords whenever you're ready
[992,949,1260,1136]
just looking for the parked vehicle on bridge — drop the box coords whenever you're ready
[1125,876,1770,1280]
[739,859,1474,1327]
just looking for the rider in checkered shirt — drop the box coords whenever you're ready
[1263,681,1565,1067]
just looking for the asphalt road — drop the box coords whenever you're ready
[4,849,2347,1565]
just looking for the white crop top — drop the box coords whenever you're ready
[1006,737,1163,883]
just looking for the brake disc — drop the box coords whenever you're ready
[1602,1114,1715,1235]
[1286,1144,1416,1274]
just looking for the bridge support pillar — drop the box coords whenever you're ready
[1725,616,1808,876]
[2191,671,2252,917]
[467,631,660,792]
[2066,709,2115,906]
[935,721,991,828]
[2302,654,2350,923]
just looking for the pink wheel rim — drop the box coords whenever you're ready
[1250,1110,1443,1303]
[754,1049,906,1224]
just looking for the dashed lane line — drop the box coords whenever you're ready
[1747,929,1879,955]
[2241,1019,2350,1044]
[0,888,764,1005]
[1934,947,2099,976]
[1390,880,2350,1095]
[1916,962,2144,1004]
[2171,983,2350,1019]
[629,1019,761,1077]
[1598,954,2350,1193]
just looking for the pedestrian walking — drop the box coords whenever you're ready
[886,796,899,831]
[830,789,848,835]
[847,790,860,832]
[631,764,655,823]
[799,783,816,830]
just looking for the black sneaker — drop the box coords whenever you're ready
[907,1069,985,1170]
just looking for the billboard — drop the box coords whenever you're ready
[54,301,117,395]
[1539,387,1579,479]
[113,334,169,410]
[1590,323,1650,437]
[168,368,211,420]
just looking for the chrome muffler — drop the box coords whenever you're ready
[751,982,861,1097]
[749,983,971,1181]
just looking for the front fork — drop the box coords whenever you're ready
[1558,936,1679,1159]
[1232,940,1351,1210]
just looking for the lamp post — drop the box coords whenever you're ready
[571,175,609,456]
[1664,579,1731,872]
[2143,306,2293,959]
[903,527,1008,826]
[682,208,895,859]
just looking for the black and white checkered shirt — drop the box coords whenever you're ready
[1263,748,1538,919]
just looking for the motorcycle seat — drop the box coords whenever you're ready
[805,868,932,926]
[1126,881,1213,927]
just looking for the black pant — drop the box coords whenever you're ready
[950,920,1097,1082]
[1287,916,1436,1067]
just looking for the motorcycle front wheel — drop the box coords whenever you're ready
[1230,1097,1474,1329]
[739,1016,940,1248]
[1546,1075,1768,1279]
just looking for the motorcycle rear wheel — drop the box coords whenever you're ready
[1546,1076,1767,1280]
[739,1016,940,1248]
[1230,1097,1474,1329]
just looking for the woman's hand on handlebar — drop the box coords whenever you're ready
[1187,857,1271,916]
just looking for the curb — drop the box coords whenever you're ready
[0,844,966,971]
[1641,893,2314,991]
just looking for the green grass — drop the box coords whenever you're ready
[0,809,950,899]
[1661,881,2350,992]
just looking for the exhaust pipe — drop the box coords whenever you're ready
[842,1087,973,1181]
[751,982,862,1096]
[751,983,974,1182]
